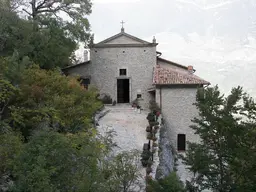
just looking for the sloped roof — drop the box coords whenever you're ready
[62,61,90,71]
[96,31,151,45]
[157,57,189,70]
[91,30,157,48]
[153,66,210,85]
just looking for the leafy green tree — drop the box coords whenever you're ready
[0,0,89,69]
[11,130,103,192]
[183,86,256,191]
[0,9,77,69]
[7,65,102,139]
[102,150,143,192]
[0,9,33,58]
[0,78,18,122]
[0,132,23,176]
[21,0,92,42]
[147,172,185,192]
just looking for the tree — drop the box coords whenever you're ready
[0,132,23,176]
[6,65,102,139]
[21,0,92,42]
[102,150,143,192]
[147,172,185,192]
[182,86,256,191]
[0,0,90,69]
[11,130,103,192]
[0,10,77,69]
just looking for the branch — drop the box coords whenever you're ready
[36,4,67,14]
[36,0,47,10]
[22,8,32,16]
[0,100,10,121]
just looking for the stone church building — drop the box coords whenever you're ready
[62,27,210,153]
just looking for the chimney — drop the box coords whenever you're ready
[188,65,194,74]
[153,36,156,44]
[83,50,89,62]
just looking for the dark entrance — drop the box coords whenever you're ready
[117,79,130,103]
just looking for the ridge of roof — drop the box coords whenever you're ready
[157,57,188,70]
[153,66,210,85]
[96,31,152,45]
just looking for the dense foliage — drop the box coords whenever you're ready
[0,1,145,191]
[183,86,256,192]
[147,172,185,192]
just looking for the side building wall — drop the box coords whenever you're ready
[156,86,201,182]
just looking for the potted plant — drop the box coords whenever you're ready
[153,128,158,134]
[147,133,153,140]
[152,142,158,148]
[152,136,157,141]
[154,125,160,130]
[141,150,151,167]
[149,121,155,128]
[147,112,155,122]
[132,99,138,110]
[137,105,141,113]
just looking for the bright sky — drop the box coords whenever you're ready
[78,0,256,96]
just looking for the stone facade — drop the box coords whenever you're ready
[63,29,210,183]
[90,46,156,107]
[64,30,157,108]
[157,87,201,149]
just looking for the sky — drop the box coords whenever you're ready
[78,0,256,97]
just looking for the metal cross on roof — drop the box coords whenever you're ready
[121,20,125,28]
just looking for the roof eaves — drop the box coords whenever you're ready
[92,43,157,48]
[157,57,188,70]
[96,32,123,45]
[62,60,90,71]
[95,31,151,45]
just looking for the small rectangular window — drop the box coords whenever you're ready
[137,94,142,99]
[80,78,90,89]
[177,134,186,151]
[119,69,127,76]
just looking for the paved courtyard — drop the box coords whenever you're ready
[98,104,149,154]
[97,104,149,190]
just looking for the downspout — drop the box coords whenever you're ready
[160,86,162,112]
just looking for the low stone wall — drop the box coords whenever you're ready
[155,116,175,180]
[94,106,110,127]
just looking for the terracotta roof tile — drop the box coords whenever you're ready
[153,66,210,85]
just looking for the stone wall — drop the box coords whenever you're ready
[158,87,200,149]
[89,46,156,108]
[156,86,200,182]
[65,45,156,109]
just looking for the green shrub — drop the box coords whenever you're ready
[147,113,155,122]
[147,172,185,192]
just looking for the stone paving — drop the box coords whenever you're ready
[98,104,149,154]
[97,104,149,190]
